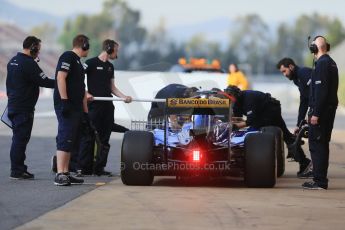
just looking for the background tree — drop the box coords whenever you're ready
[59,0,146,69]
[58,7,345,74]
[134,18,169,70]
[227,14,270,74]
[30,23,58,44]
[272,13,345,68]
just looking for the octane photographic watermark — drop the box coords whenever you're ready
[120,161,231,171]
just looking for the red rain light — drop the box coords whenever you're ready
[193,150,200,161]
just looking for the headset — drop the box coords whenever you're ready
[29,41,40,56]
[309,35,330,54]
[106,42,114,55]
[82,38,90,51]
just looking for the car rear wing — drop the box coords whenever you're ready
[165,98,231,116]
[94,96,232,117]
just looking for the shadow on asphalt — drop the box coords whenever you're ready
[153,177,246,188]
[0,135,118,230]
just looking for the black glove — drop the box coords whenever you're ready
[232,123,239,131]
[80,112,92,135]
[61,99,72,117]
[82,112,95,130]
[82,112,90,125]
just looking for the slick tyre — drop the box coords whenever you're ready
[244,133,276,188]
[261,126,285,177]
[121,131,154,185]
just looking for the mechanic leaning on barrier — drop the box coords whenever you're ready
[53,34,90,186]
[276,57,313,177]
[301,36,338,190]
[83,39,132,176]
[225,85,311,177]
[6,36,55,180]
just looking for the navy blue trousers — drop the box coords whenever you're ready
[9,112,34,173]
[308,106,337,187]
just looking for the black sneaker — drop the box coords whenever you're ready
[94,170,113,177]
[51,155,57,173]
[54,173,71,186]
[302,181,327,190]
[298,170,313,179]
[10,171,35,180]
[74,170,84,177]
[74,169,93,177]
[297,158,312,175]
[64,172,84,185]
[297,159,313,178]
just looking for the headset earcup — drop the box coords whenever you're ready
[82,41,90,51]
[106,47,111,54]
[309,44,318,54]
[311,35,330,53]
[30,45,39,56]
[106,44,113,55]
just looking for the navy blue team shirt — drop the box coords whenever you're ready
[232,90,272,128]
[85,57,114,97]
[291,66,311,126]
[54,51,86,111]
[6,52,54,113]
[309,54,338,117]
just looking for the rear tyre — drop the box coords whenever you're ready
[121,131,154,185]
[261,126,285,177]
[244,133,276,188]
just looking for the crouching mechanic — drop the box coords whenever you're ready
[53,34,90,186]
[147,84,198,130]
[225,85,312,177]
[83,39,132,176]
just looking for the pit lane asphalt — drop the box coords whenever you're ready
[0,99,122,230]
[0,98,345,230]
[0,133,121,230]
[16,131,345,230]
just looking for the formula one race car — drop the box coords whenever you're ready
[121,90,285,188]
